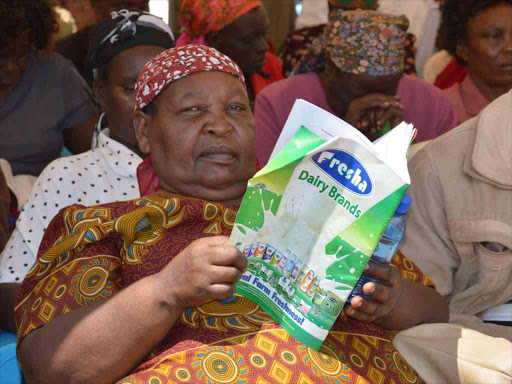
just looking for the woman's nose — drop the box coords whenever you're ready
[204,113,234,136]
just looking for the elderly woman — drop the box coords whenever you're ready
[178,0,284,105]
[439,0,512,124]
[255,9,457,165]
[16,46,447,384]
[281,0,417,77]
[0,0,99,177]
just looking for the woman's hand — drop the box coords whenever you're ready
[345,94,403,138]
[345,261,449,330]
[158,236,247,311]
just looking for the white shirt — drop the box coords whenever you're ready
[0,130,142,283]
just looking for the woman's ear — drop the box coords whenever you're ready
[92,77,105,108]
[134,110,151,155]
[456,41,469,63]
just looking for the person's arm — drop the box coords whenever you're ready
[57,54,99,154]
[63,114,98,154]
[20,236,247,384]
[0,283,19,333]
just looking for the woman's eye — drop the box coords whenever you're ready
[181,106,204,114]
[228,104,246,112]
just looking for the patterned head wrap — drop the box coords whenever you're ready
[294,10,409,76]
[135,45,246,111]
[86,10,175,85]
[178,0,262,45]
[328,0,379,10]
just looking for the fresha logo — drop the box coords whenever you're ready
[311,150,373,196]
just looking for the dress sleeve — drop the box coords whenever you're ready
[400,146,460,296]
[56,55,98,131]
[254,90,282,166]
[14,204,124,345]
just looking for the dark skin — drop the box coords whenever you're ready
[206,6,270,101]
[457,2,512,102]
[93,45,166,157]
[135,72,257,208]
[19,72,448,384]
[318,58,404,141]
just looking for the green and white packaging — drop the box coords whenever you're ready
[229,100,415,350]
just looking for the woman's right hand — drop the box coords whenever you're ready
[157,236,247,311]
[345,94,403,137]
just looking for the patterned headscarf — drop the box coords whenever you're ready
[293,10,409,76]
[178,0,263,46]
[134,45,246,111]
[86,10,175,84]
[328,0,379,10]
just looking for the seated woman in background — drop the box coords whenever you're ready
[255,9,457,165]
[15,45,448,384]
[178,0,284,107]
[0,0,99,177]
[0,10,175,334]
[439,0,512,124]
[281,0,417,78]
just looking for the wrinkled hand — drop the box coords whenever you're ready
[345,262,406,329]
[158,236,247,310]
[345,94,403,138]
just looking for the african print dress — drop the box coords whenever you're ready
[15,193,433,384]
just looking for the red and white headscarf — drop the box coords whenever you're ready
[134,44,246,111]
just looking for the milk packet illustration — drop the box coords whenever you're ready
[230,100,415,350]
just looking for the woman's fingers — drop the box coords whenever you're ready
[208,265,243,284]
[209,283,237,300]
[363,262,394,284]
[363,281,393,302]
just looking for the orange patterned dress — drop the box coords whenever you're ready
[15,193,434,384]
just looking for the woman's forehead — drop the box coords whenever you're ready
[161,71,247,102]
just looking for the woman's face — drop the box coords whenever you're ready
[460,2,512,88]
[94,45,165,153]
[209,6,270,75]
[0,32,32,100]
[135,71,256,205]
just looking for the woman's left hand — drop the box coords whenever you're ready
[345,261,405,329]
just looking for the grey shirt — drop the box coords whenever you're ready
[0,52,98,176]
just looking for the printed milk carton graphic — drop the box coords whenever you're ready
[230,100,415,350]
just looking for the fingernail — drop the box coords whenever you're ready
[367,285,375,294]
[364,263,370,270]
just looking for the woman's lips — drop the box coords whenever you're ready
[200,146,237,164]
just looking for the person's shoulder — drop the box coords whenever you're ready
[401,74,446,97]
[412,119,475,170]
[258,72,319,100]
[38,150,99,177]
